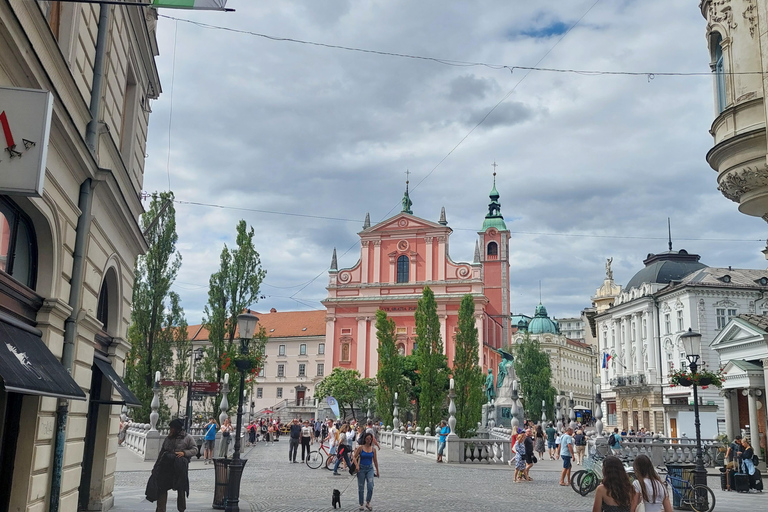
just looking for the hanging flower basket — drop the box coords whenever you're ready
[668,365,724,388]
[699,377,712,386]
[676,376,693,387]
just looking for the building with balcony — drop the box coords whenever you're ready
[596,246,768,438]
[0,2,160,510]
[700,1,768,249]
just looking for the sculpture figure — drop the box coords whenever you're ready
[484,369,495,402]
[496,359,508,389]
[606,257,613,280]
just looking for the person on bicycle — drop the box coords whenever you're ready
[632,454,672,512]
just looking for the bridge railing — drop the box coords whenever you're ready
[378,426,511,465]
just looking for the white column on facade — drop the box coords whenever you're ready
[424,237,433,282]
[475,314,484,368]
[389,253,396,284]
[722,390,736,441]
[646,308,657,378]
[623,316,633,375]
[361,240,369,284]
[372,241,381,283]
[747,389,761,452]
[614,319,623,376]
[368,319,379,376]
[437,236,446,280]
[763,359,768,440]
[635,313,644,374]
[356,316,368,377]
[439,314,447,356]
[325,317,335,373]
[410,251,417,283]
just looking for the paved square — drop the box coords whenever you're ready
[114,440,764,511]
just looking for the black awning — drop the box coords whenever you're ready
[0,321,85,400]
[93,358,141,407]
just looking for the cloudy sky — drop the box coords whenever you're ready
[143,0,768,325]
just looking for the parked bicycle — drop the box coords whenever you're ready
[572,453,635,496]
[305,443,332,470]
[664,473,715,512]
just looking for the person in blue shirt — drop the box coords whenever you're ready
[437,420,450,463]
[203,417,218,464]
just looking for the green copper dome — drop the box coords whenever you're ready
[482,174,506,230]
[527,303,559,334]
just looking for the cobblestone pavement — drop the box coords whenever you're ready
[115,442,765,512]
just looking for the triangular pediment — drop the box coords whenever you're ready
[711,317,767,348]
[362,212,449,234]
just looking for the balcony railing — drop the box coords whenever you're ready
[609,374,647,388]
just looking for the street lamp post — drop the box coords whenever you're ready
[680,328,707,490]
[225,311,259,512]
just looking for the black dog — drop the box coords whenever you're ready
[332,489,341,509]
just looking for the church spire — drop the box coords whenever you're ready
[401,170,413,214]
[439,206,447,226]
[363,212,371,230]
[330,247,338,270]
[474,240,481,263]
[482,163,507,230]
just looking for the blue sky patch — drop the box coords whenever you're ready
[521,20,569,38]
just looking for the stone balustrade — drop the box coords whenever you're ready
[123,423,160,461]
[378,426,511,465]
[586,435,724,467]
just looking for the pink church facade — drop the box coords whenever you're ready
[322,179,511,378]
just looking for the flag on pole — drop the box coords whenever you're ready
[152,0,230,10]
[601,352,612,369]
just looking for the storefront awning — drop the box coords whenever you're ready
[93,358,141,407]
[0,320,85,400]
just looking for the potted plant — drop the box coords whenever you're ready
[668,364,725,388]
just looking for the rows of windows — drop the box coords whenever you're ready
[277,343,324,356]
[716,308,737,330]
[273,363,324,378]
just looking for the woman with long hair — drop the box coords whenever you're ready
[352,432,380,511]
[513,430,527,483]
[591,456,634,512]
[631,454,671,512]
[535,424,546,460]
[332,424,352,475]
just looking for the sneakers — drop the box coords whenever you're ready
[333,472,340,475]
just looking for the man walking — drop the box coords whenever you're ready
[608,427,622,454]
[203,417,217,464]
[146,419,197,512]
[289,418,302,462]
[545,422,557,460]
[558,427,575,486]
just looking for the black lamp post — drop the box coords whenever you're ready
[225,311,259,512]
[680,328,707,489]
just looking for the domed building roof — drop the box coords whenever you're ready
[624,249,707,291]
[528,303,559,334]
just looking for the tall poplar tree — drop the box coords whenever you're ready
[414,286,449,432]
[201,220,267,412]
[374,309,402,427]
[452,295,483,437]
[513,332,557,421]
[125,191,183,421]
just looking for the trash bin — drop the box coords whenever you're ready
[212,458,231,510]
[666,463,695,510]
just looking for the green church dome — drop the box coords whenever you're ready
[528,303,559,334]
[482,173,506,231]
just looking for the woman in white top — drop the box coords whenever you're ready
[631,454,672,512]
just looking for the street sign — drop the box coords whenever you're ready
[159,380,187,387]
[0,86,53,197]
[191,382,220,393]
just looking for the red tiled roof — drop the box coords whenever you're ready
[187,310,326,342]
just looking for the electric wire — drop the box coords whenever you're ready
[165,20,178,191]
[157,12,762,79]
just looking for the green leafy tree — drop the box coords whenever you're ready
[452,295,483,437]
[414,286,449,432]
[125,192,182,421]
[164,293,190,417]
[512,332,557,421]
[374,309,403,427]
[201,220,267,412]
[314,367,371,420]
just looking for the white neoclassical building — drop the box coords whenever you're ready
[711,315,768,457]
[597,247,768,438]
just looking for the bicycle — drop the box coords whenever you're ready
[664,473,715,512]
[305,443,332,469]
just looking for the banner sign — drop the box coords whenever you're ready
[159,380,187,387]
[327,396,340,418]
[152,0,229,10]
[0,86,53,197]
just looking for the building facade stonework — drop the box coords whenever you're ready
[0,2,160,511]
[323,181,511,379]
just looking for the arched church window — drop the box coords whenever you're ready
[712,33,726,113]
[487,241,498,257]
[397,344,405,356]
[0,197,37,289]
[397,255,409,283]
[97,280,109,330]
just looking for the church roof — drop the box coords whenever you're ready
[528,303,559,334]
[482,173,507,231]
[625,249,707,290]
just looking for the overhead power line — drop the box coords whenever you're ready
[158,13,761,78]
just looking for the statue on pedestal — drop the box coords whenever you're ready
[484,369,495,402]
[497,359,515,401]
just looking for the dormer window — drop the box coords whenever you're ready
[719,275,731,283]
[757,277,768,286]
